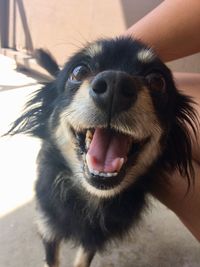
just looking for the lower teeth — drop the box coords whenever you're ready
[89,168,118,177]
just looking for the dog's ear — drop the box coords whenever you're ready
[5,50,60,139]
[5,82,58,139]
[163,92,198,186]
[34,49,60,77]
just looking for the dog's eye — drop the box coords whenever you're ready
[69,65,90,82]
[145,73,166,91]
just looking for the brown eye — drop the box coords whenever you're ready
[69,65,90,82]
[146,73,166,91]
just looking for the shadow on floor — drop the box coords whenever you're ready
[0,200,43,267]
[0,199,199,267]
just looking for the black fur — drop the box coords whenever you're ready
[7,37,198,266]
[34,49,60,77]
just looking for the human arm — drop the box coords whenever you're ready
[124,0,200,62]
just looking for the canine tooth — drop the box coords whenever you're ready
[85,130,93,149]
[86,130,93,140]
[119,158,125,170]
[112,158,125,172]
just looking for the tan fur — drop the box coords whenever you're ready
[54,115,82,175]
[73,247,94,267]
[137,48,155,63]
[63,80,107,132]
[36,209,57,242]
[85,43,103,57]
[112,87,161,138]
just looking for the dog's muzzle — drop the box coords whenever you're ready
[71,71,148,191]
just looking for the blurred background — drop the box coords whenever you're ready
[1,0,200,73]
[0,1,199,267]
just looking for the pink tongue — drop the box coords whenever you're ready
[86,128,130,173]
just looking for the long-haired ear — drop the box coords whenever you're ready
[34,49,60,77]
[163,92,198,188]
[5,82,58,139]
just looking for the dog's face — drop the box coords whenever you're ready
[50,38,182,198]
[10,38,195,199]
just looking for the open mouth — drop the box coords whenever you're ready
[72,127,148,189]
[85,128,131,174]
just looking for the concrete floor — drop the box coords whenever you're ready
[0,55,199,267]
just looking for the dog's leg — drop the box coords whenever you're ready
[43,239,60,267]
[73,246,95,267]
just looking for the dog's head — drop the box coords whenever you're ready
[9,37,197,198]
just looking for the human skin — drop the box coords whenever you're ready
[125,0,200,62]
[123,0,200,241]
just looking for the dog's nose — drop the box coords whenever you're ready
[90,70,138,115]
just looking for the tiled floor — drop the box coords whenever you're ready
[0,55,199,267]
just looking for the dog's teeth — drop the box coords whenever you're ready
[86,160,118,177]
[104,172,118,177]
[85,130,93,149]
[88,168,118,177]
[86,130,93,140]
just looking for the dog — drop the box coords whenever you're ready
[8,37,197,267]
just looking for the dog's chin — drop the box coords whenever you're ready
[71,126,149,198]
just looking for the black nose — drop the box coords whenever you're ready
[90,70,139,116]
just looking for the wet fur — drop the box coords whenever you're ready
[7,37,197,266]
